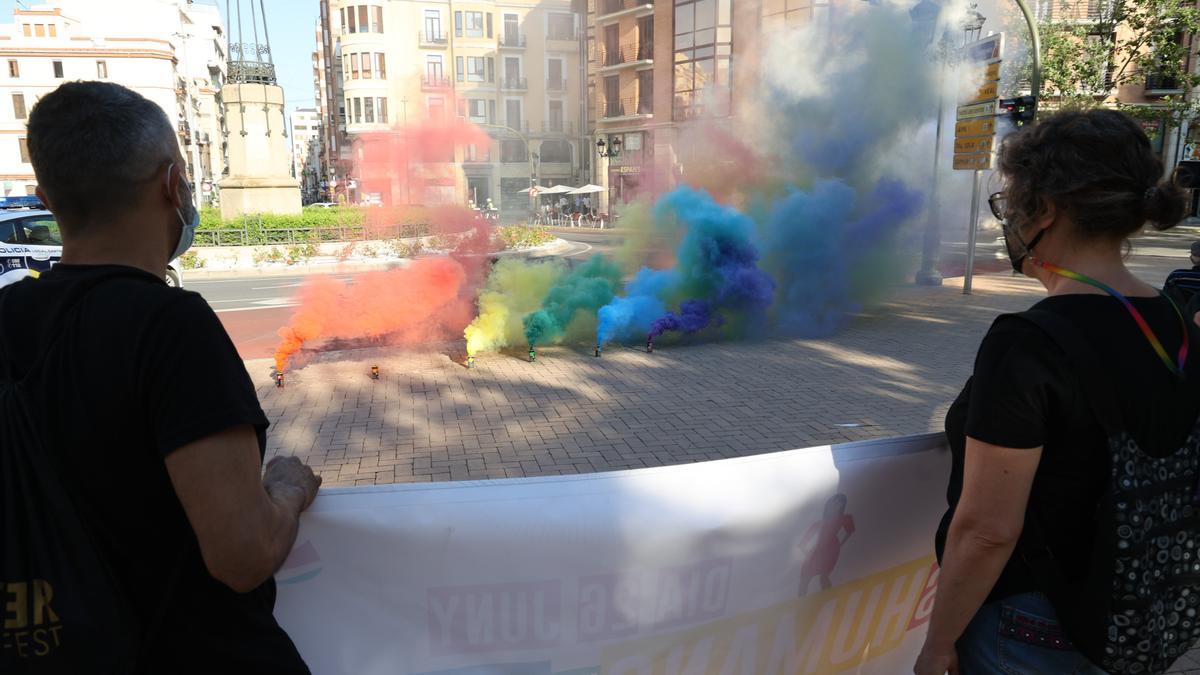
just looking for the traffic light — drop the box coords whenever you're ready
[999,96,1038,127]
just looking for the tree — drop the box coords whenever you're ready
[1006,0,1200,126]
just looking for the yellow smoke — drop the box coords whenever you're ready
[464,258,567,356]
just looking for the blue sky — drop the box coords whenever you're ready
[0,0,320,109]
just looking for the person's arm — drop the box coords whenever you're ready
[165,425,321,593]
[914,437,1042,675]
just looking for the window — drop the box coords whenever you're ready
[353,98,362,123]
[96,60,107,78]
[548,99,564,131]
[365,97,375,123]
[504,57,520,87]
[21,25,29,37]
[500,139,526,163]
[343,56,350,80]
[505,99,521,129]
[504,14,519,45]
[358,6,369,33]
[372,6,384,32]
[34,24,44,38]
[674,0,732,120]
[487,13,494,38]
[638,70,654,113]
[20,216,60,245]
[464,11,484,37]
[425,10,442,39]
[347,6,357,32]
[548,59,564,90]
[428,96,445,119]
[340,7,346,32]
[18,137,29,163]
[7,60,17,78]
[466,56,485,82]
[378,97,388,123]
[23,185,34,196]
[52,61,63,78]
[12,93,25,120]
[427,54,444,84]
[456,56,464,82]
[351,53,359,79]
[468,98,487,122]
[361,52,372,78]
[488,57,495,83]
[455,11,463,37]
[48,24,56,38]
[376,53,386,79]
[603,75,620,116]
[638,16,654,59]
[548,14,574,41]
[540,139,571,163]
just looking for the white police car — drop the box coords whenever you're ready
[0,204,183,289]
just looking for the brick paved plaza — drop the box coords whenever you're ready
[244,234,1200,673]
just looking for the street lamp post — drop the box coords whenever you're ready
[596,136,621,213]
[911,0,946,287]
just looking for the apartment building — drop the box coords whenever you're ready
[586,0,763,210]
[314,0,348,201]
[0,0,226,203]
[291,107,323,202]
[325,0,585,212]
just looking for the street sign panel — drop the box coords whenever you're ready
[955,118,996,137]
[953,153,992,171]
[984,61,1000,81]
[956,101,996,121]
[954,136,993,154]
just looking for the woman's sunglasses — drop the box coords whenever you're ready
[988,192,1007,221]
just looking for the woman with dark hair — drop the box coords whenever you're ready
[914,109,1200,675]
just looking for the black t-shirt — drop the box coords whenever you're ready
[0,265,309,673]
[937,293,1200,604]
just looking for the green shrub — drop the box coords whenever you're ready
[252,247,285,265]
[177,250,205,270]
[496,225,554,250]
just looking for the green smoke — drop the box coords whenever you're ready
[523,255,622,347]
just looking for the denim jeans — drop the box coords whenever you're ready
[956,592,1106,675]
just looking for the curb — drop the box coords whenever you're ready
[182,238,574,280]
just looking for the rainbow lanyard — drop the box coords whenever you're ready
[1039,262,1189,378]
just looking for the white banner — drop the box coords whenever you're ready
[275,433,950,675]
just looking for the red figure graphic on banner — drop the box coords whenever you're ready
[798,493,856,596]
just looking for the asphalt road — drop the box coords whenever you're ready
[193,226,1196,361]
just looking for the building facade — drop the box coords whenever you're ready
[322,0,586,213]
[0,0,227,203]
[290,106,323,202]
[585,0,762,211]
[314,0,349,202]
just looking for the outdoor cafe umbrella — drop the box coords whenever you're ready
[567,184,605,194]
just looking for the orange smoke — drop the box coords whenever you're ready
[273,257,471,373]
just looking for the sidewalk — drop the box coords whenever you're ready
[251,272,1044,484]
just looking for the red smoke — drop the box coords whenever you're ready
[353,118,491,209]
[274,257,472,373]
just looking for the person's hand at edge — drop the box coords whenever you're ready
[263,455,321,513]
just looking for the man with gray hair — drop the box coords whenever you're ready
[0,82,318,670]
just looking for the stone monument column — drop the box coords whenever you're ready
[218,0,301,220]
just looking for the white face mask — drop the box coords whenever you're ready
[167,163,198,261]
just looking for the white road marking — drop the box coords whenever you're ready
[214,302,299,314]
[564,242,594,258]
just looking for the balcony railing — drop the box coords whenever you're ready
[499,120,531,133]
[547,29,578,41]
[502,76,528,91]
[418,30,449,47]
[464,153,493,164]
[547,77,567,92]
[599,96,652,118]
[541,120,574,134]
[499,32,527,48]
[1033,0,1113,23]
[598,0,653,18]
[421,74,452,90]
[599,41,653,67]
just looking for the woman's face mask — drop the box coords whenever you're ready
[991,191,1046,274]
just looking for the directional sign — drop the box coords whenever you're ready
[956,100,997,121]
[953,153,993,171]
[954,136,994,154]
[955,118,996,137]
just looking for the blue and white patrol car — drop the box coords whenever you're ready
[0,197,183,290]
